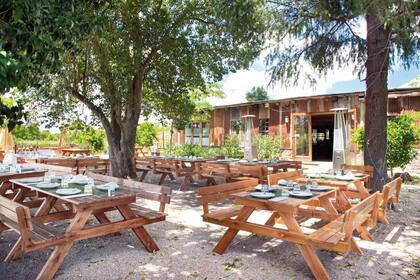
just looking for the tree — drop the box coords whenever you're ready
[136,122,158,148]
[0,1,105,92]
[32,1,266,178]
[245,86,269,101]
[268,0,419,190]
[408,75,420,87]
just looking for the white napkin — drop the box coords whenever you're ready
[97,182,119,189]
[69,175,90,183]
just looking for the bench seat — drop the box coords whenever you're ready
[203,205,243,221]
[128,204,167,223]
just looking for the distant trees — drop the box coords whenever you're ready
[246,86,269,101]
[136,122,158,148]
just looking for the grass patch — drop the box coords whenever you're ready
[405,175,420,185]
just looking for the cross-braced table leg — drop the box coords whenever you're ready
[213,206,254,254]
[36,209,93,280]
[279,212,331,280]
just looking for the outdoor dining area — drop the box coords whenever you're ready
[0,149,407,280]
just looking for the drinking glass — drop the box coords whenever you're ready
[293,183,300,192]
[281,188,289,197]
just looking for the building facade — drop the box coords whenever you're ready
[173,87,420,162]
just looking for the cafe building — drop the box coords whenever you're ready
[173,87,420,162]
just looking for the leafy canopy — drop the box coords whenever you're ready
[266,0,419,85]
[136,122,158,148]
[246,86,269,101]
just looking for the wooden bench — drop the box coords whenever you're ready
[173,161,196,191]
[0,195,58,261]
[135,158,153,182]
[309,192,380,254]
[197,179,258,225]
[77,158,109,175]
[229,164,266,183]
[378,177,402,224]
[86,172,172,214]
[197,162,231,186]
[267,170,303,186]
[151,159,177,185]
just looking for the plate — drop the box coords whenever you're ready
[335,175,354,181]
[309,185,332,191]
[36,182,60,189]
[56,188,82,195]
[354,173,365,177]
[255,185,276,192]
[96,184,120,191]
[307,173,321,178]
[249,192,276,199]
[19,177,44,184]
[70,179,90,185]
[289,191,313,198]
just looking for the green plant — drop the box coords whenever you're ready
[136,122,157,148]
[387,114,419,175]
[222,134,244,159]
[352,127,365,150]
[254,135,283,160]
[162,144,223,159]
[351,114,419,175]
[67,121,106,152]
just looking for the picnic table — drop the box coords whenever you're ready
[60,148,91,157]
[198,179,377,280]
[0,172,170,280]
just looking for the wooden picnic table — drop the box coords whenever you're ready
[60,148,91,157]
[0,169,47,183]
[212,188,344,280]
[1,174,167,280]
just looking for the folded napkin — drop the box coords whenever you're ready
[69,175,90,183]
[97,182,119,189]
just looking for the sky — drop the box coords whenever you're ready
[207,53,420,106]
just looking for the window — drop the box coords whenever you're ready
[184,122,209,146]
[230,108,242,134]
[259,118,269,135]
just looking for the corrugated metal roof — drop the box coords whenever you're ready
[213,87,420,109]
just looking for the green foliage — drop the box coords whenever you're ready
[254,135,283,160]
[0,1,106,92]
[387,115,419,172]
[12,123,59,146]
[408,75,420,88]
[162,144,223,159]
[352,127,365,150]
[67,121,106,152]
[245,86,269,101]
[136,122,158,148]
[222,134,244,159]
[0,98,26,132]
[352,115,419,172]
[267,1,419,85]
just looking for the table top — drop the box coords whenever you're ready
[295,174,369,188]
[10,176,136,207]
[231,188,336,213]
[0,169,47,181]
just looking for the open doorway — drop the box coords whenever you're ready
[311,114,334,161]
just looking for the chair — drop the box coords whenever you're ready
[267,170,303,186]
[378,177,402,224]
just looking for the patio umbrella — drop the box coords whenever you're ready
[331,108,348,170]
[0,127,15,152]
[242,115,256,161]
[58,128,67,148]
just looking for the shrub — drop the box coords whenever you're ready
[136,122,158,148]
[351,114,419,174]
[254,134,283,160]
[222,134,244,159]
[162,144,223,158]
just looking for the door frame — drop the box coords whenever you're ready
[310,112,335,162]
[291,112,312,161]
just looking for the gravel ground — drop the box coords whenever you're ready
[0,173,419,280]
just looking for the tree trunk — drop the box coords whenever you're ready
[105,120,138,179]
[364,6,391,191]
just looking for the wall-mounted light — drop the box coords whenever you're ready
[284,116,289,123]
[264,103,269,108]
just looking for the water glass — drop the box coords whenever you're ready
[293,183,300,192]
[281,188,289,197]
[84,184,93,194]
[61,177,69,188]
[261,184,269,193]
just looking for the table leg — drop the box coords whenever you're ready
[213,206,254,255]
[279,213,331,280]
[94,212,121,236]
[36,210,92,280]
[117,205,159,252]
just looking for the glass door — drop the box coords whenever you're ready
[291,113,312,161]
